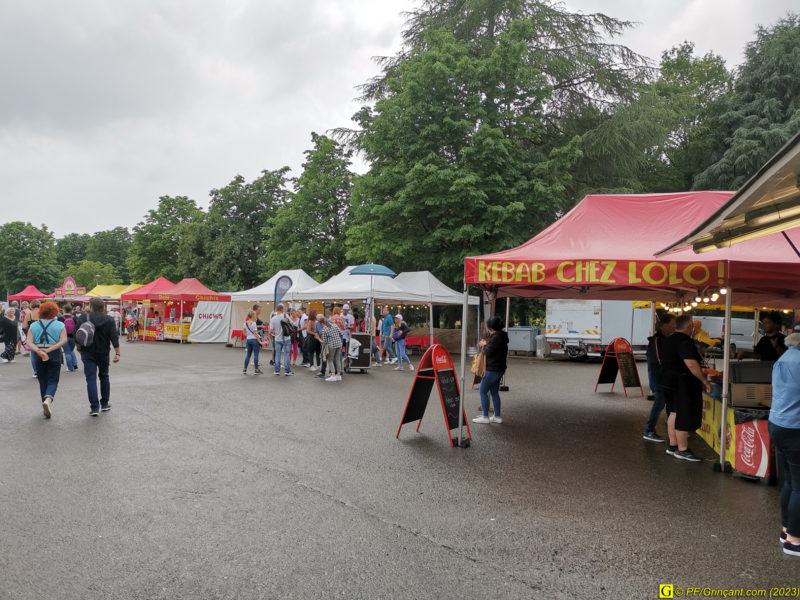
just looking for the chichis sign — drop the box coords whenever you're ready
[468,260,725,287]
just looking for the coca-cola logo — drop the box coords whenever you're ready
[740,424,757,469]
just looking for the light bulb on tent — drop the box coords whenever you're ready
[691,301,698,307]
[703,297,710,303]
[720,287,727,295]
[711,293,719,302]
[695,295,702,303]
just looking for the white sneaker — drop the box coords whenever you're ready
[310,366,319,371]
[472,415,490,424]
[409,364,414,371]
[390,358,398,364]
[335,375,342,381]
[42,397,52,418]
[394,366,403,371]
[489,416,503,424]
[325,376,337,382]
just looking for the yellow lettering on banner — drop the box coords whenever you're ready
[501,262,515,282]
[628,262,642,284]
[477,261,492,282]
[600,261,616,283]
[668,263,682,285]
[642,262,668,285]
[516,263,530,283]
[532,263,545,283]
[684,263,710,285]
[491,262,501,282]
[557,261,575,283]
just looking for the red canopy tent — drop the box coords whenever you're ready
[460,191,800,460]
[144,278,230,343]
[120,276,175,302]
[8,285,50,301]
[464,191,800,308]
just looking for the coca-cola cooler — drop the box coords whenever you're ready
[722,408,775,484]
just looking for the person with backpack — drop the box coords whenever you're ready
[75,297,121,416]
[58,303,79,372]
[269,303,294,376]
[25,301,68,418]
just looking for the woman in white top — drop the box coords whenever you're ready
[243,310,264,375]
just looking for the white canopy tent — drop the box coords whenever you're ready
[295,266,429,304]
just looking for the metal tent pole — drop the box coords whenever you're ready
[458,284,469,448]
[429,303,434,346]
[717,288,733,472]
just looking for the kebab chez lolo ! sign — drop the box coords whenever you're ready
[465,259,726,287]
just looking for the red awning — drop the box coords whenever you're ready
[146,278,230,302]
[8,285,50,301]
[464,191,800,307]
[120,277,175,302]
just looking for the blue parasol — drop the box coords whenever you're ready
[349,264,396,277]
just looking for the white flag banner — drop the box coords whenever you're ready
[188,301,231,343]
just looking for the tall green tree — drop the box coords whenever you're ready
[182,168,290,290]
[127,196,204,283]
[55,233,91,270]
[346,23,580,286]
[694,14,800,189]
[86,227,132,283]
[0,222,61,295]
[63,260,122,288]
[262,134,352,281]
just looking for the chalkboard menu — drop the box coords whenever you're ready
[397,344,470,447]
[594,337,643,397]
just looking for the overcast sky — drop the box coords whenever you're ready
[1,0,796,239]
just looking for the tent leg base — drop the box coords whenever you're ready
[457,437,471,449]
[712,462,733,473]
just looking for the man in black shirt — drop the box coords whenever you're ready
[76,297,121,416]
[737,311,786,361]
[660,315,712,462]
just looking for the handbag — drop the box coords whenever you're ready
[470,350,486,377]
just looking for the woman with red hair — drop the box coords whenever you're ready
[25,301,68,418]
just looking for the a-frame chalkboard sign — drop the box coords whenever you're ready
[396,344,471,447]
[594,337,643,397]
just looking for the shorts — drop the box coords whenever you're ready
[674,374,703,431]
[662,387,676,415]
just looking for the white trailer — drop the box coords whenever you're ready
[545,299,653,360]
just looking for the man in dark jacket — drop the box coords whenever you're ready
[473,316,509,425]
[76,297,120,416]
[643,313,676,442]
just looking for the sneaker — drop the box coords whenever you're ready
[284,371,294,376]
[42,397,52,419]
[310,365,319,371]
[1,358,7,363]
[784,541,800,556]
[32,373,38,378]
[394,366,403,371]
[273,371,281,375]
[409,364,415,371]
[242,369,247,374]
[335,375,342,381]
[374,362,382,367]
[781,530,787,545]
[325,376,337,382]
[90,410,99,417]
[673,449,702,462]
[254,369,263,375]
[101,405,111,412]
[643,431,664,443]
[666,445,678,455]
[489,415,503,424]
[390,358,398,364]
[315,373,326,378]
[472,415,490,424]
[646,394,655,401]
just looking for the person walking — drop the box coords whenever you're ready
[76,297,121,417]
[58,303,80,372]
[321,317,343,382]
[472,316,509,424]
[392,314,413,371]
[769,331,800,556]
[242,310,264,374]
[25,301,68,418]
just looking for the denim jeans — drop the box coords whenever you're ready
[82,353,110,412]
[371,338,381,364]
[63,337,78,371]
[34,352,61,400]
[274,339,292,373]
[479,369,504,417]
[381,334,396,360]
[769,422,800,536]
[243,338,260,370]
[644,384,669,433]
[395,339,411,368]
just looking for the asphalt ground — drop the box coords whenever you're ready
[0,342,796,599]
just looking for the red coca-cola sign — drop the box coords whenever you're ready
[734,420,771,478]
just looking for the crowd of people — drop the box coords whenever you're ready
[0,298,121,418]
[240,302,417,382]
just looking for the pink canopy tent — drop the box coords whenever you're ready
[8,285,50,301]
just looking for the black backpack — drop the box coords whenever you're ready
[280,318,297,340]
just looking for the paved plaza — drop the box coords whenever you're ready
[0,342,796,599]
